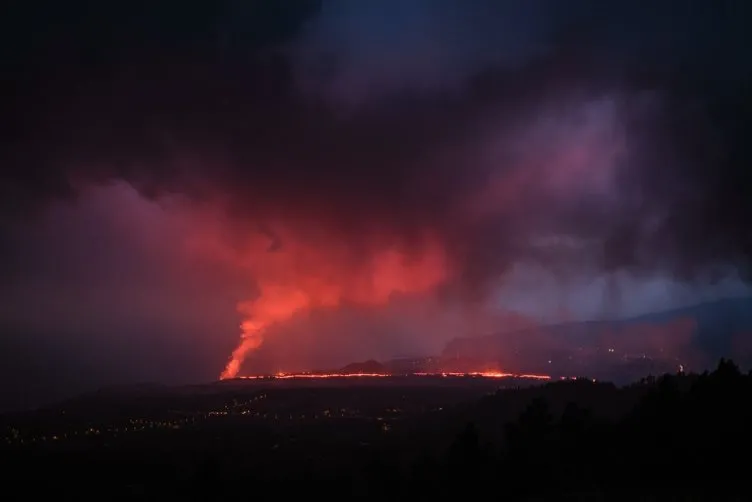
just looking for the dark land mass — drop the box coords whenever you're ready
[440,296,752,382]
[1,362,751,501]
[325,297,752,385]
[337,359,387,374]
[2,297,750,415]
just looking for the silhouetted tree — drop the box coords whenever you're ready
[445,422,486,495]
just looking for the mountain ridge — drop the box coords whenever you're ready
[442,295,752,377]
[26,296,752,412]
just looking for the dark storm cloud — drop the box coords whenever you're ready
[2,0,751,286]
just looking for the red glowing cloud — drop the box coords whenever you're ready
[169,206,452,377]
[1,1,750,414]
[215,226,449,379]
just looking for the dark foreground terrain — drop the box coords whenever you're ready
[1,362,750,501]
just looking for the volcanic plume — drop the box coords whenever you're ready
[0,0,751,401]
[217,226,448,379]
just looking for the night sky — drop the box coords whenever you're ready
[1,1,751,409]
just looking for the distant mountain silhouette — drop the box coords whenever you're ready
[442,296,752,379]
[338,359,387,374]
[627,296,752,356]
[33,298,752,411]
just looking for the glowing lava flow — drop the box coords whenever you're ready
[415,371,552,380]
[219,232,449,380]
[232,371,553,381]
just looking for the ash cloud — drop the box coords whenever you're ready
[3,0,750,289]
[1,1,751,386]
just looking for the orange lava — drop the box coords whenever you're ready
[231,371,553,381]
[414,371,551,380]
[219,228,450,380]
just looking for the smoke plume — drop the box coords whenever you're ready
[1,0,751,378]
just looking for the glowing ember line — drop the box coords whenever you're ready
[413,371,552,380]
[230,371,554,381]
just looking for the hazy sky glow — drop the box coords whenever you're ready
[1,0,751,408]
